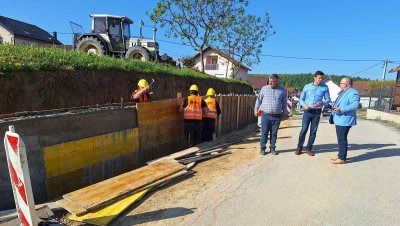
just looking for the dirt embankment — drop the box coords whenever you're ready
[0,70,253,114]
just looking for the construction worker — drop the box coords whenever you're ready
[179,84,209,147]
[202,88,221,142]
[130,79,151,102]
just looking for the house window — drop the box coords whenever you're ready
[206,56,219,70]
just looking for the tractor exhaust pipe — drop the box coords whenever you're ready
[140,20,144,40]
[153,27,157,42]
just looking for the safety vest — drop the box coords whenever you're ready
[204,97,217,119]
[184,95,203,120]
[131,89,149,102]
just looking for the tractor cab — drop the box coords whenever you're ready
[91,14,132,53]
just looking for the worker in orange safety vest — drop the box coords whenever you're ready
[179,84,209,147]
[130,79,151,102]
[201,88,221,142]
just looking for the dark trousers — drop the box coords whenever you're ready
[335,125,352,161]
[260,114,281,149]
[297,109,321,150]
[184,120,202,147]
[202,118,216,142]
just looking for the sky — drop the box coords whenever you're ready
[1,0,400,80]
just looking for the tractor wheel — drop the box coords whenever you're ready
[76,37,106,56]
[125,46,150,61]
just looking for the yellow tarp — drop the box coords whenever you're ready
[68,189,148,226]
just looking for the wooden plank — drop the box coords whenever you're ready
[240,95,244,129]
[136,99,181,112]
[178,151,231,164]
[140,169,188,190]
[217,95,223,137]
[236,95,240,130]
[63,159,185,214]
[231,96,236,132]
[69,190,148,226]
[68,170,190,224]
[148,147,200,164]
[222,95,228,134]
[68,159,183,209]
[57,199,87,216]
[243,96,247,128]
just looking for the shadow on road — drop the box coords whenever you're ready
[347,148,400,163]
[277,143,397,156]
[120,207,196,225]
[280,125,302,129]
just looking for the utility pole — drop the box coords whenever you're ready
[382,60,388,81]
[378,60,388,109]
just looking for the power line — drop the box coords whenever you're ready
[55,32,73,35]
[159,47,181,57]
[260,54,384,62]
[157,39,191,47]
[350,62,383,76]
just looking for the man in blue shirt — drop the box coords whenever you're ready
[295,71,331,156]
[254,74,290,156]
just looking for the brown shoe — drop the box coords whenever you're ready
[306,149,315,156]
[295,147,302,155]
[331,159,346,164]
[330,156,339,160]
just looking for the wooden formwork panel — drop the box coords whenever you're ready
[230,96,237,132]
[136,99,185,160]
[215,95,257,135]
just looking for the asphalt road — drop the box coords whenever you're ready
[116,116,400,226]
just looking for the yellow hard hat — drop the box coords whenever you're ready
[137,79,149,88]
[189,84,199,91]
[206,88,215,96]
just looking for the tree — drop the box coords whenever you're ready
[181,56,195,68]
[148,0,248,73]
[215,13,273,78]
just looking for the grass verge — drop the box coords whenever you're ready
[0,44,249,85]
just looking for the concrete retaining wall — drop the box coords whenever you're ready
[0,107,139,210]
[366,109,400,124]
[0,96,256,210]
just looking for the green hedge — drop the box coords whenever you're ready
[0,44,249,85]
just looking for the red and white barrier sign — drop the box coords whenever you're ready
[4,126,39,226]
[287,98,293,113]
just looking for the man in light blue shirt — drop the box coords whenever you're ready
[295,71,330,156]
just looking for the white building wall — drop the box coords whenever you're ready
[0,26,13,44]
[193,48,248,79]
[234,67,248,80]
